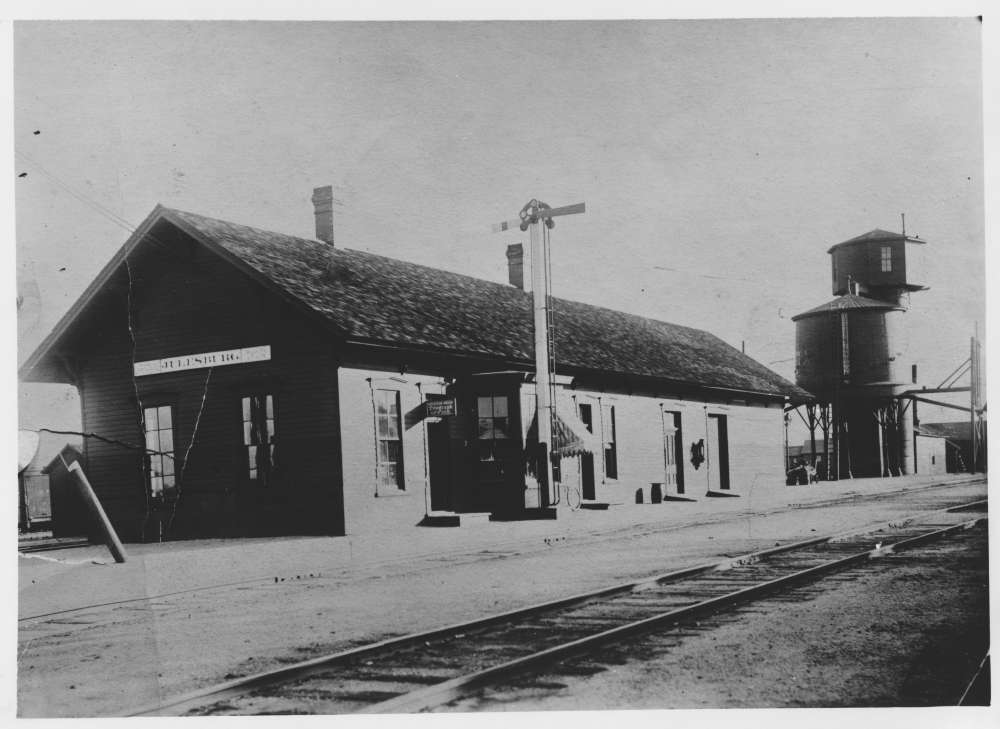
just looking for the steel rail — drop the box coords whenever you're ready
[124,499,986,717]
[125,535,828,717]
[365,516,986,714]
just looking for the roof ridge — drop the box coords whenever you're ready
[165,207,720,341]
[24,204,809,401]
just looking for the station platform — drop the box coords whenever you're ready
[19,473,984,622]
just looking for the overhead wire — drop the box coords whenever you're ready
[18,147,211,541]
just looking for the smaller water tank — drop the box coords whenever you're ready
[828,229,928,304]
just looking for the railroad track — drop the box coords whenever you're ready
[128,498,988,716]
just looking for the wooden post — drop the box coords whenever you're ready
[807,404,817,470]
[67,461,127,563]
[529,214,554,508]
[970,333,978,473]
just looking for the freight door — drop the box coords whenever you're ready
[474,394,522,513]
[578,403,596,500]
[666,410,685,495]
[706,414,730,491]
[427,419,453,511]
[661,410,679,493]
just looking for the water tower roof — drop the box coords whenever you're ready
[827,229,926,253]
[791,293,902,321]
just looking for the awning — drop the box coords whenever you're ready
[525,403,604,457]
[18,430,39,474]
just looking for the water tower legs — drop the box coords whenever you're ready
[899,398,915,475]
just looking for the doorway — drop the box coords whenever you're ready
[427,419,452,511]
[706,413,730,491]
[662,410,685,494]
[578,402,596,500]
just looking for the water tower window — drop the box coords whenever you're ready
[880,245,892,272]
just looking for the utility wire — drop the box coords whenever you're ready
[30,428,169,458]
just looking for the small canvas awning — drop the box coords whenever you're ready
[18,430,40,474]
[525,403,604,457]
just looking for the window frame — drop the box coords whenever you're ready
[241,393,278,488]
[142,402,178,502]
[880,245,892,273]
[375,389,405,491]
[477,394,511,463]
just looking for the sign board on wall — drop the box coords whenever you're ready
[425,398,457,417]
[134,345,271,377]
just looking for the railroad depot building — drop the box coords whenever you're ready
[21,195,810,541]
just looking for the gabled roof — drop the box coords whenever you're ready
[23,206,810,401]
[18,430,82,474]
[791,294,902,321]
[827,229,926,253]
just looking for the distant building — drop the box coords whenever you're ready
[18,430,82,532]
[21,192,809,542]
[785,438,829,471]
[917,421,984,474]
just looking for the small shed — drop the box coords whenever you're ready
[18,431,84,533]
[43,444,92,538]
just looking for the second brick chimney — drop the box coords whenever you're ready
[506,243,525,290]
[311,185,335,245]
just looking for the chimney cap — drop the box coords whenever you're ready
[312,185,334,203]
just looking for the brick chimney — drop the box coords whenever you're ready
[506,243,525,290]
[311,185,335,245]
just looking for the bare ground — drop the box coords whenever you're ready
[444,523,989,711]
[17,481,988,716]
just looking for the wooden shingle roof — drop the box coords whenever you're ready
[826,229,926,253]
[164,208,808,400]
[790,293,902,321]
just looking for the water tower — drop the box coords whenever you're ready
[793,228,927,478]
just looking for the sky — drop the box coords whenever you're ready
[13,17,986,432]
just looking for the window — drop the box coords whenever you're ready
[603,404,618,479]
[143,405,176,500]
[376,389,404,490]
[242,394,277,486]
[880,245,892,272]
[477,395,509,462]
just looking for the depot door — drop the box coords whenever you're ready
[662,410,684,495]
[706,414,730,491]
[427,419,452,511]
[578,403,596,500]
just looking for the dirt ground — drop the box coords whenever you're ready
[17,480,988,716]
[446,523,989,710]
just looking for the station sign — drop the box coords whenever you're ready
[134,345,271,377]
[425,398,457,417]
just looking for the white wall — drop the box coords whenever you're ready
[537,385,786,505]
[339,367,787,534]
[338,367,448,535]
[916,435,947,476]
